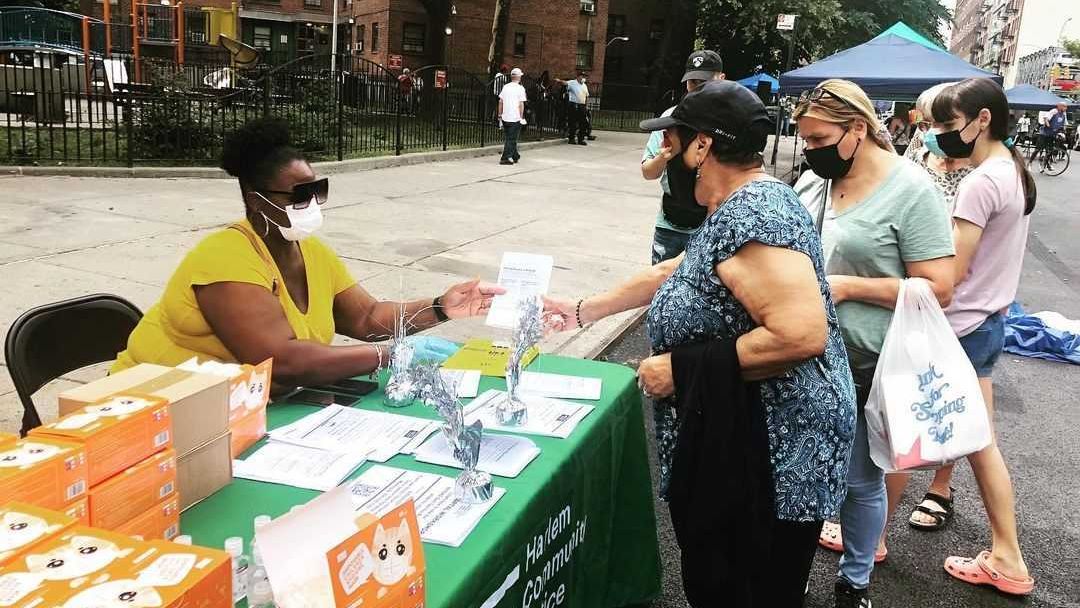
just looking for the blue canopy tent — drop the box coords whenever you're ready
[1005,84,1075,110]
[779,34,1002,98]
[737,73,779,94]
[871,21,944,52]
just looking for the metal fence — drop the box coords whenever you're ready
[1,52,664,167]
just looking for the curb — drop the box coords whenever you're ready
[0,138,565,179]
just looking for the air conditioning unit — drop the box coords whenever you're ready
[354,42,363,51]
[580,0,595,14]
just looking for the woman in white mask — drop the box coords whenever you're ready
[113,118,502,389]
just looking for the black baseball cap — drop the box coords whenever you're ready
[639,80,773,153]
[682,50,723,83]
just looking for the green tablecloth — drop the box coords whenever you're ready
[181,355,662,608]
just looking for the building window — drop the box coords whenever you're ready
[608,14,626,37]
[356,24,365,52]
[304,0,320,6]
[649,19,664,40]
[402,22,425,54]
[576,40,594,70]
[253,26,272,50]
[185,10,208,45]
[297,24,316,53]
[513,31,526,56]
[372,22,380,51]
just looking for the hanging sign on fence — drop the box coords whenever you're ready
[435,70,447,89]
[776,14,797,31]
[389,54,403,70]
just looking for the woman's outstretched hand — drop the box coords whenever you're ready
[441,279,506,319]
[542,296,581,333]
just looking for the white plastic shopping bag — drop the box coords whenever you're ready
[865,278,992,472]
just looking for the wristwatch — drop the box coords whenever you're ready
[433,296,449,322]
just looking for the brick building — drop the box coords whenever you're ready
[351,0,609,83]
[600,0,667,86]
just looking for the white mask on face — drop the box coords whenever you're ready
[257,193,324,241]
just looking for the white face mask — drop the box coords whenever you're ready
[257,193,324,241]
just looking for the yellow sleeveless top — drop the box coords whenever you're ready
[112,220,356,372]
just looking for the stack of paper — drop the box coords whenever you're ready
[270,405,439,461]
[348,465,506,547]
[234,443,368,492]
[464,390,594,439]
[518,371,602,400]
[440,368,482,398]
[413,432,540,477]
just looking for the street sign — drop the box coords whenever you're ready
[389,54,403,70]
[435,69,447,88]
[777,14,797,31]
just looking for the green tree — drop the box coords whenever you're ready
[1063,38,1080,59]
[697,0,949,80]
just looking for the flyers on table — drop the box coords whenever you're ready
[348,466,505,547]
[441,339,539,378]
[412,432,540,478]
[486,252,554,329]
[463,390,594,439]
[234,442,368,491]
[518,371,602,400]
[269,405,439,462]
[440,369,482,398]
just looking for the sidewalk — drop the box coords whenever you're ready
[0,131,674,432]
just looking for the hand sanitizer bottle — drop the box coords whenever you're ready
[224,537,249,603]
[248,580,276,608]
[251,515,271,570]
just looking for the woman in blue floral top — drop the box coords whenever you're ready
[546,81,856,606]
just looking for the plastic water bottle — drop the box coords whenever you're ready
[251,515,271,570]
[174,535,192,546]
[224,537,249,603]
[248,580,276,608]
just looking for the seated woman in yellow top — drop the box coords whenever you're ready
[113,118,501,388]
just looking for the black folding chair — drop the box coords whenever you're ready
[5,294,142,435]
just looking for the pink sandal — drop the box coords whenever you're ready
[817,521,887,563]
[944,551,1034,595]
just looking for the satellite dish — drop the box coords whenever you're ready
[219,34,259,68]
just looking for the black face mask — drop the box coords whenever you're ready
[663,151,707,229]
[804,128,860,179]
[934,117,980,159]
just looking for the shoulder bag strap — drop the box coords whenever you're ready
[815,179,831,236]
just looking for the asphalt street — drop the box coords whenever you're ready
[604,151,1080,608]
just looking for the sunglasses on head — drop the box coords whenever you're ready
[798,87,860,114]
[260,177,329,209]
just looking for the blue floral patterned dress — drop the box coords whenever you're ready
[647,178,856,522]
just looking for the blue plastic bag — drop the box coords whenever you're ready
[1003,303,1080,365]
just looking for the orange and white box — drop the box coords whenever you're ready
[61,497,90,526]
[181,357,273,458]
[0,525,146,606]
[0,434,17,450]
[89,448,177,531]
[0,502,78,567]
[23,539,233,607]
[30,393,172,487]
[0,437,87,510]
[115,495,180,541]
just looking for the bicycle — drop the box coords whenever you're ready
[1030,134,1071,177]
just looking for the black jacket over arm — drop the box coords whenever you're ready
[667,338,775,606]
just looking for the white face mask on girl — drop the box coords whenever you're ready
[256,193,324,241]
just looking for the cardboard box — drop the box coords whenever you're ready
[115,495,180,541]
[0,502,78,567]
[58,363,229,457]
[0,437,87,510]
[0,525,146,606]
[89,449,177,531]
[30,394,172,487]
[177,433,232,511]
[229,359,272,457]
[61,497,89,526]
[77,539,230,607]
[230,407,267,459]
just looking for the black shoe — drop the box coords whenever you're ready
[577,140,587,146]
[499,160,514,165]
[513,156,521,163]
[568,139,576,144]
[834,580,872,608]
[586,135,597,141]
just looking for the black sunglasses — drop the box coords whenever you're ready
[798,87,860,114]
[261,177,329,209]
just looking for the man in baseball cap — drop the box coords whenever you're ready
[682,50,725,84]
[639,79,772,153]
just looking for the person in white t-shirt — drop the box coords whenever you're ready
[498,67,528,165]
